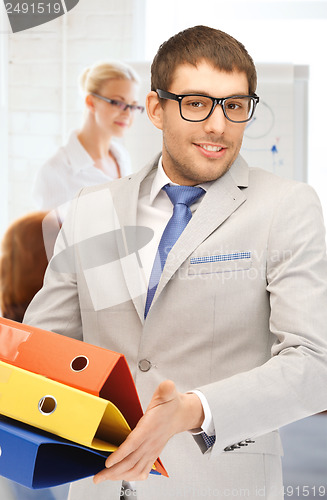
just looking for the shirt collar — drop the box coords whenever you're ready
[68,131,94,172]
[149,156,213,205]
[68,130,126,174]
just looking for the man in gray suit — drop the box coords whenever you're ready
[25,26,327,499]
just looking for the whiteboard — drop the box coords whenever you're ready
[123,63,308,182]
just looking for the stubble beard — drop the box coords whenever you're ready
[162,134,242,186]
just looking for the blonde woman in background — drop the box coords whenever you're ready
[33,61,144,210]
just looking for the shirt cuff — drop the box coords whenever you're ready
[187,389,215,436]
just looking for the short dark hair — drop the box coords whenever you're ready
[151,25,257,95]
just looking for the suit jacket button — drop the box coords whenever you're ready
[138,359,152,372]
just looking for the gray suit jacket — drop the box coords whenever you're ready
[24,155,327,499]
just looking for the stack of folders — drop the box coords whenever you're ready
[0,316,167,489]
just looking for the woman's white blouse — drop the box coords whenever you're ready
[33,130,132,210]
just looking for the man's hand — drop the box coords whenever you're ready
[93,379,204,483]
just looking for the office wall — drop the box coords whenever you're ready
[3,1,327,226]
[4,0,140,224]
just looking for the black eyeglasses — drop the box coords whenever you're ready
[90,93,145,114]
[156,89,259,123]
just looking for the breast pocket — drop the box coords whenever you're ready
[188,251,252,275]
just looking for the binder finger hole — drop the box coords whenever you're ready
[38,396,57,415]
[70,355,89,372]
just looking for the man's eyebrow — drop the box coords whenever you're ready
[177,90,249,97]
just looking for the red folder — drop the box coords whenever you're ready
[0,316,167,477]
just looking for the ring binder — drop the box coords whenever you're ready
[0,317,168,484]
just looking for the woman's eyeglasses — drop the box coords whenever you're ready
[90,93,145,114]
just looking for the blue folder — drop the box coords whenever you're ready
[0,416,109,489]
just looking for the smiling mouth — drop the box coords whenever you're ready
[199,144,223,152]
[195,142,227,153]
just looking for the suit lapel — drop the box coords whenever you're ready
[110,157,159,324]
[153,156,248,303]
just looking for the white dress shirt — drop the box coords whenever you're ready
[137,157,215,438]
[33,130,132,211]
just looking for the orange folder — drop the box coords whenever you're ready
[0,316,167,477]
[0,316,141,427]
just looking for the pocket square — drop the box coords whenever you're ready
[190,251,251,265]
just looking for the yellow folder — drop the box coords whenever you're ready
[0,361,130,451]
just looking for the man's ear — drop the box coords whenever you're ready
[146,91,164,130]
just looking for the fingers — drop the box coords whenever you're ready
[103,422,148,473]
[93,423,160,483]
[93,424,167,483]
[105,429,145,468]
[93,380,179,484]
[93,444,156,483]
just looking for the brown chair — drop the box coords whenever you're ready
[0,211,60,322]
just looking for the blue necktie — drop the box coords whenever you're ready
[144,184,205,318]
